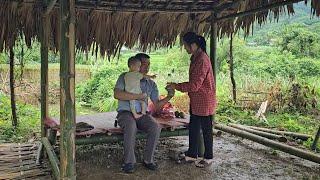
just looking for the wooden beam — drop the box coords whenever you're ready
[75,4,211,13]
[188,0,199,10]
[42,137,60,179]
[213,0,244,14]
[164,0,174,8]
[60,0,76,179]
[40,10,49,138]
[215,0,304,22]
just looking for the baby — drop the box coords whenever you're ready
[124,57,156,119]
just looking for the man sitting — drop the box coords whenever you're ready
[113,53,175,173]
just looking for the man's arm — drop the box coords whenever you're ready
[114,88,146,101]
[153,95,173,111]
[151,85,175,111]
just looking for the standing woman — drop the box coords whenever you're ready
[167,32,216,167]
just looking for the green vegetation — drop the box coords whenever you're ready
[0,92,40,142]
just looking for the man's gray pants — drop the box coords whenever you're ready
[117,111,161,164]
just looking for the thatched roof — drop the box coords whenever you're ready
[0,0,319,56]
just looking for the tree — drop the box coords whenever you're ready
[276,24,320,58]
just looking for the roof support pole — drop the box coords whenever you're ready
[40,1,49,139]
[210,12,218,126]
[210,12,217,87]
[60,0,76,179]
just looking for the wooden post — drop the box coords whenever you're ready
[210,13,217,124]
[60,0,76,179]
[9,47,18,127]
[229,34,237,103]
[40,6,49,139]
[210,12,218,89]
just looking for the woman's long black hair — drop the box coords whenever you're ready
[182,32,206,53]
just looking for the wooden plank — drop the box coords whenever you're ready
[0,160,36,169]
[76,128,189,145]
[0,161,45,171]
[0,164,48,173]
[1,168,51,180]
[59,0,76,179]
[42,137,60,179]
[0,154,36,162]
[0,150,34,156]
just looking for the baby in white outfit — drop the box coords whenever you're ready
[124,57,156,119]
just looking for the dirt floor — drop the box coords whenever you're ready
[76,134,320,180]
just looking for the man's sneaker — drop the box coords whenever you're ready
[143,162,158,171]
[122,163,134,173]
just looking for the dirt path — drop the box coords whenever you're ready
[76,135,320,180]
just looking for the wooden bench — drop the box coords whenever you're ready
[44,111,190,145]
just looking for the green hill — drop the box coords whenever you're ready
[247,2,320,43]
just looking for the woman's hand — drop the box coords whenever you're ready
[166,82,177,98]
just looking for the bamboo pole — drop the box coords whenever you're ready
[9,47,18,128]
[229,34,237,103]
[60,0,76,179]
[75,129,189,145]
[244,125,312,141]
[229,124,287,142]
[42,137,60,179]
[215,124,320,164]
[210,12,217,87]
[213,129,222,137]
[36,143,43,165]
[311,125,320,151]
[40,7,49,139]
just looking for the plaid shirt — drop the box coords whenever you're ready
[175,50,216,116]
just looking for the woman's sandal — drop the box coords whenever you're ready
[180,154,197,163]
[195,159,213,168]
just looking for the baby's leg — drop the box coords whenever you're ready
[130,100,143,119]
[140,100,147,115]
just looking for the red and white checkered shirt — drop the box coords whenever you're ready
[175,50,216,116]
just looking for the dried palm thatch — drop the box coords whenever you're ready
[0,0,319,57]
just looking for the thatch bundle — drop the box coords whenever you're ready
[0,0,319,57]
